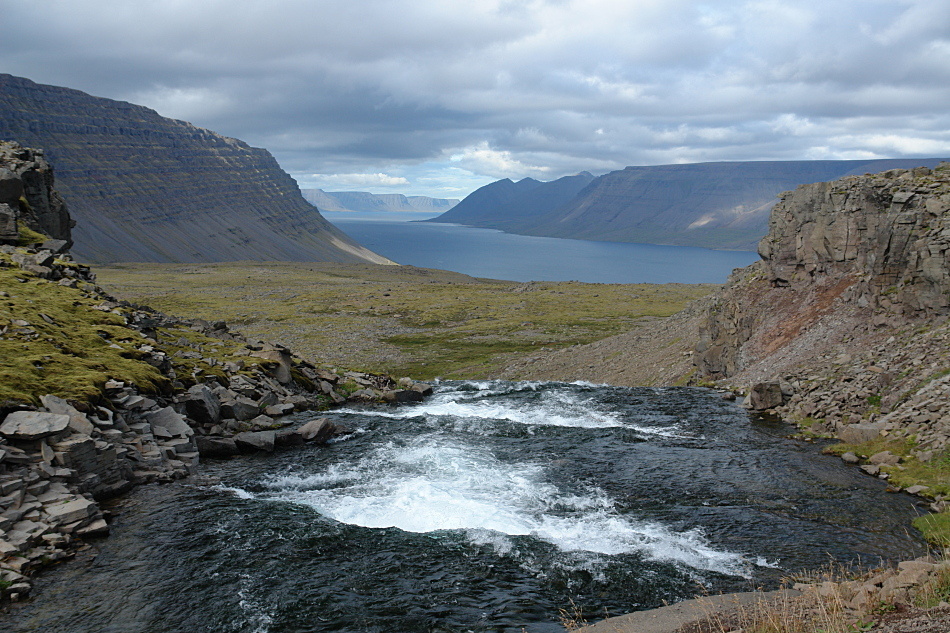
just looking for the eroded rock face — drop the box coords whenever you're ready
[696,164,950,381]
[0,141,72,246]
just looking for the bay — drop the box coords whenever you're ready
[325,212,759,284]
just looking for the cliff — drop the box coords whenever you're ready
[436,160,949,250]
[695,164,950,483]
[0,74,390,265]
[0,142,72,247]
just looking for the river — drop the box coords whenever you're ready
[5,381,927,633]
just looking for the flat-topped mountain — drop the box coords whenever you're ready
[0,74,391,265]
[433,160,948,250]
[300,189,458,214]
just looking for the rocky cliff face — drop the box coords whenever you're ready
[0,74,390,265]
[0,141,72,246]
[695,163,950,456]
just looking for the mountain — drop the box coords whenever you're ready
[300,189,458,214]
[426,173,593,227]
[434,160,949,250]
[0,74,391,264]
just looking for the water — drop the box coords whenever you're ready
[6,381,927,633]
[324,212,759,284]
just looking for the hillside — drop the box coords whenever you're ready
[436,160,949,250]
[300,189,458,214]
[0,74,390,265]
[426,172,593,227]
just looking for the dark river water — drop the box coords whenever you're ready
[5,381,927,633]
[324,212,760,284]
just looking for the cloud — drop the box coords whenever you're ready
[312,173,410,188]
[0,0,948,197]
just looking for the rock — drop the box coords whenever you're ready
[182,384,221,425]
[264,403,296,417]
[44,496,97,526]
[0,202,17,244]
[297,418,336,444]
[840,452,860,464]
[410,382,434,397]
[860,464,881,476]
[748,382,784,410]
[274,428,305,448]
[249,349,293,384]
[383,389,424,403]
[39,395,96,435]
[194,436,240,458]
[0,411,70,441]
[220,397,260,421]
[837,423,884,445]
[145,407,194,438]
[234,431,276,453]
[905,484,930,495]
[869,450,900,466]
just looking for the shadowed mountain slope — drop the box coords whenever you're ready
[0,74,391,265]
[435,160,949,250]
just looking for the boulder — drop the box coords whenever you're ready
[383,389,424,403]
[0,411,70,441]
[837,423,884,445]
[275,427,305,447]
[264,403,296,417]
[249,349,293,384]
[748,382,784,410]
[298,418,336,444]
[39,395,96,435]
[182,384,221,425]
[145,407,193,438]
[234,431,276,453]
[220,397,260,421]
[194,436,240,458]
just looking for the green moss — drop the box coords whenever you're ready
[16,222,47,246]
[0,269,168,404]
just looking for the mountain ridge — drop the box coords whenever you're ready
[433,160,949,250]
[0,73,391,265]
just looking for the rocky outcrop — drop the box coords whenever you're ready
[0,74,390,265]
[694,163,950,466]
[0,141,72,247]
[697,163,950,381]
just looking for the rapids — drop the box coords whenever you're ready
[4,381,928,632]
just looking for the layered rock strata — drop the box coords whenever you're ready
[0,74,390,265]
[694,164,950,500]
[0,243,430,603]
[0,141,72,247]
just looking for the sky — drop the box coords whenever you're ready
[2,0,949,199]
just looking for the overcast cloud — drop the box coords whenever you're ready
[2,0,949,197]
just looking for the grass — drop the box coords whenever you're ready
[95,261,715,380]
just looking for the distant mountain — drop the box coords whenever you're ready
[433,160,949,250]
[427,173,594,228]
[300,189,458,214]
[0,73,391,264]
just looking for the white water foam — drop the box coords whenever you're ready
[235,436,751,577]
[335,381,685,437]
